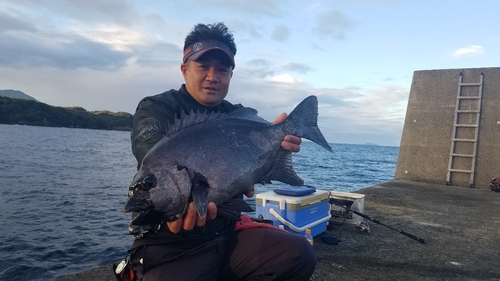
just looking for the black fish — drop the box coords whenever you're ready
[124,95,332,225]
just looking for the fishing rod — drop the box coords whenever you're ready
[330,200,427,244]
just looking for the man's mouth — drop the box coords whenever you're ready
[203,86,218,92]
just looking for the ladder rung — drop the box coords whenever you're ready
[448,169,473,173]
[453,124,478,128]
[459,82,482,86]
[450,153,474,157]
[452,138,476,142]
[456,110,480,113]
[457,96,481,100]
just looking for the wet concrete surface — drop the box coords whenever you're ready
[312,181,500,281]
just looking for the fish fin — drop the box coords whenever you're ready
[286,96,333,153]
[192,180,209,219]
[218,198,254,220]
[228,107,270,124]
[166,110,226,137]
[166,106,269,138]
[264,149,304,186]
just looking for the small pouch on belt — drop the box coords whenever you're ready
[113,254,137,281]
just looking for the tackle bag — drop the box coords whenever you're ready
[490,178,500,192]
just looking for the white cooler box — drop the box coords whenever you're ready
[255,190,331,237]
[328,191,365,225]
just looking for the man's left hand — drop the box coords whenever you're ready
[273,112,302,153]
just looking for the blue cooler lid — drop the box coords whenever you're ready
[273,186,316,197]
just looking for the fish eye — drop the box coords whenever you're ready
[141,174,157,190]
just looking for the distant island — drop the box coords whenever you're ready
[0,90,133,131]
[0,89,40,102]
[363,142,378,146]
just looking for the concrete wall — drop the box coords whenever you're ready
[395,67,500,188]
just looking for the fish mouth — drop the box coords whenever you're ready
[129,207,165,226]
[122,197,152,213]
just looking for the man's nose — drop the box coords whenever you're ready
[205,67,219,82]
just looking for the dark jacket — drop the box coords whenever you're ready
[129,85,243,249]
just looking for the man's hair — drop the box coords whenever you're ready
[184,22,237,56]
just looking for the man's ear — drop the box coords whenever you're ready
[180,63,188,79]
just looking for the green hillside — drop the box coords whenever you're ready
[0,96,133,131]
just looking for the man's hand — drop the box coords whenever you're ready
[167,202,217,234]
[273,112,302,153]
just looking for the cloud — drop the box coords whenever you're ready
[241,59,276,78]
[240,60,313,83]
[134,42,182,68]
[0,29,131,70]
[225,19,265,39]
[0,9,37,32]
[184,0,287,17]
[0,0,407,146]
[269,74,296,83]
[271,25,290,42]
[314,10,357,40]
[319,85,407,145]
[282,62,313,74]
[448,45,484,58]
[0,1,144,70]
[0,4,183,71]
[226,68,407,146]
[4,0,138,24]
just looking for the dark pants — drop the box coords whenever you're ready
[131,228,317,281]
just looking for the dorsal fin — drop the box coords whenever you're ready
[166,107,269,137]
[166,110,225,137]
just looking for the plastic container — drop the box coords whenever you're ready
[255,190,330,237]
[329,191,365,225]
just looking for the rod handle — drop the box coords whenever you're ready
[401,230,427,244]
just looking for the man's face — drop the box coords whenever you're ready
[181,50,233,107]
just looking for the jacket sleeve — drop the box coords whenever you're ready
[130,96,176,167]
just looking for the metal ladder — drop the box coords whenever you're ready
[446,72,484,188]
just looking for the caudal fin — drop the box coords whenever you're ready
[286,96,333,152]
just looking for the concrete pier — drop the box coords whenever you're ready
[56,181,500,281]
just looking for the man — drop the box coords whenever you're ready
[126,22,317,281]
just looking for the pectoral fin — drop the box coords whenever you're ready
[264,149,304,186]
[192,180,209,218]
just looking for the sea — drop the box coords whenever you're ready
[0,124,399,281]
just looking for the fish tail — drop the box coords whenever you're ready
[287,95,333,152]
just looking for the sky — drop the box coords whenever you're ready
[1,0,499,146]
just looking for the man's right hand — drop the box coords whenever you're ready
[167,202,218,234]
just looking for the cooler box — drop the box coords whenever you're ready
[255,190,331,237]
[329,191,365,225]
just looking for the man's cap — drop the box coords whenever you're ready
[183,39,235,67]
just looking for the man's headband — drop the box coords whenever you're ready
[183,39,235,67]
